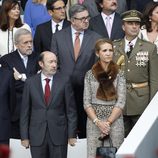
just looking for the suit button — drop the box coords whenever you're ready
[127,69,130,72]
[128,60,130,63]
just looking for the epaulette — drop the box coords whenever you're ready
[113,39,122,43]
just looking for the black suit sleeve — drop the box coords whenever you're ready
[0,55,11,69]
[9,73,16,119]
[34,25,43,55]
[20,79,31,140]
[65,79,77,138]
[63,0,68,5]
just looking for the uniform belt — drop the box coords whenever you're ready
[126,82,148,89]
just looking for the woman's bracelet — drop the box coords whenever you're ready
[93,118,101,126]
[93,118,98,124]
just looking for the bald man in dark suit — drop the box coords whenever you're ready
[20,51,77,158]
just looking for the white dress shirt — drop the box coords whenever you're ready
[124,37,137,53]
[101,12,115,29]
[71,26,84,46]
[41,73,53,93]
[51,20,64,34]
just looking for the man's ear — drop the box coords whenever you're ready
[48,10,53,16]
[14,42,18,49]
[70,18,75,25]
[122,25,125,32]
[38,61,43,68]
[99,3,103,9]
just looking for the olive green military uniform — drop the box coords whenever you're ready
[113,9,158,137]
[113,38,158,135]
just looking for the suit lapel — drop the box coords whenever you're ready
[63,20,70,29]
[26,53,37,74]
[48,73,59,106]
[35,73,46,107]
[97,15,108,37]
[47,21,52,35]
[14,50,26,71]
[77,30,89,59]
[111,13,119,39]
[65,27,75,60]
[26,55,32,72]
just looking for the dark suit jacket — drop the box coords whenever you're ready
[51,26,102,86]
[20,72,77,146]
[89,13,124,40]
[34,19,70,54]
[51,26,101,138]
[0,67,15,141]
[0,50,38,122]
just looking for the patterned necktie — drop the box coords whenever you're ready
[127,42,133,58]
[55,24,59,33]
[106,16,111,38]
[74,32,81,61]
[44,78,51,105]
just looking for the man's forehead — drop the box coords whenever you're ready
[75,10,89,17]
[18,34,32,39]
[53,0,64,6]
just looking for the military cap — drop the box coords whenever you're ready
[121,10,142,22]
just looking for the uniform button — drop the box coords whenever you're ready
[128,60,130,63]
[127,69,130,72]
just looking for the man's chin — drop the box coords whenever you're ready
[27,50,33,55]
[83,25,89,30]
[51,71,57,75]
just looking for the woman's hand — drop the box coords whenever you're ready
[97,120,110,135]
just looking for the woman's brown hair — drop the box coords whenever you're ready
[142,1,158,32]
[0,0,23,31]
[95,38,114,53]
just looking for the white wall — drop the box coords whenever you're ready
[116,92,158,158]
[10,138,87,158]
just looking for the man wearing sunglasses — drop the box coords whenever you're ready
[34,0,70,55]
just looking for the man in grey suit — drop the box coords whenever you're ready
[89,0,124,40]
[20,51,77,158]
[51,4,102,138]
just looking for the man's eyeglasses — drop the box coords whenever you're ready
[73,16,90,22]
[52,6,66,11]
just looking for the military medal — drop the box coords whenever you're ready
[136,51,149,67]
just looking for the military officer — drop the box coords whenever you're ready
[113,10,158,137]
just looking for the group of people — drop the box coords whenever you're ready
[0,0,158,158]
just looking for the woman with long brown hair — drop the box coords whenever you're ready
[0,0,31,57]
[139,1,158,51]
